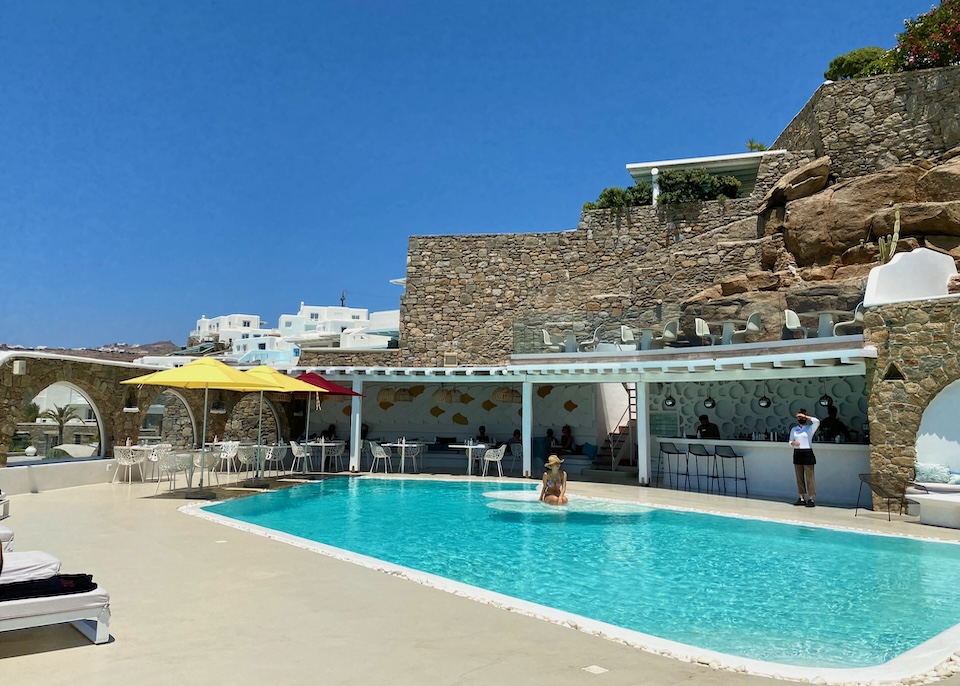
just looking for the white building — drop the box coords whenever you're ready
[190,314,269,346]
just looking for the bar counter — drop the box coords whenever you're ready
[651,437,870,506]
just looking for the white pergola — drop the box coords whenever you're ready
[626,150,786,203]
[298,337,876,482]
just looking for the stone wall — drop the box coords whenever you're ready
[398,195,773,367]
[863,297,960,483]
[0,355,294,467]
[773,65,960,180]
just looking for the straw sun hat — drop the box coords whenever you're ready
[544,454,564,468]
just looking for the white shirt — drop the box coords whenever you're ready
[789,416,820,449]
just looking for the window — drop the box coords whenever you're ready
[241,333,249,339]
[284,322,291,328]
[352,315,360,320]
[258,343,266,350]
[310,313,319,320]
[242,320,251,327]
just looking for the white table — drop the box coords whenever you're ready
[306,440,345,472]
[450,443,489,476]
[383,441,424,474]
[798,309,849,338]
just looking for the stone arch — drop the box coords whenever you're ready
[915,379,960,471]
[19,381,105,459]
[224,393,284,444]
[865,300,960,486]
[140,389,197,449]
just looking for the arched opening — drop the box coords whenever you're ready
[916,379,960,472]
[13,382,104,463]
[225,393,281,444]
[140,389,197,449]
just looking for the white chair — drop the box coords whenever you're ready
[784,309,811,338]
[619,326,636,348]
[403,443,421,473]
[577,326,602,352]
[694,318,715,345]
[218,441,240,476]
[369,442,394,473]
[834,302,865,336]
[112,446,144,484]
[508,442,523,473]
[541,329,563,353]
[263,445,287,477]
[326,442,346,471]
[289,440,308,473]
[481,445,508,477]
[193,450,220,487]
[235,445,258,479]
[729,312,762,344]
[155,449,187,494]
[650,320,679,349]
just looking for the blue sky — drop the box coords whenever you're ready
[0,1,932,348]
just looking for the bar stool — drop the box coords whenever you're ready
[686,443,713,492]
[714,444,748,497]
[657,442,685,489]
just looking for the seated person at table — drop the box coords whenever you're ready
[545,428,559,447]
[558,425,575,454]
[320,424,337,440]
[819,405,849,442]
[540,455,568,505]
[475,426,492,444]
[506,429,522,447]
[360,423,369,441]
[696,414,721,439]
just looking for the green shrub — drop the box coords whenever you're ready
[893,0,960,71]
[657,169,741,205]
[583,181,653,211]
[824,46,889,80]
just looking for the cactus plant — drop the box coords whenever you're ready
[878,204,901,264]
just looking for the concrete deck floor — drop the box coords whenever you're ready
[3,476,960,686]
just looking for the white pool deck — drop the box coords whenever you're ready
[4,477,960,686]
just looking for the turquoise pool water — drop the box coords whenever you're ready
[204,479,960,668]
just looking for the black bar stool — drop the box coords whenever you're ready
[714,444,748,497]
[686,443,713,492]
[657,442,685,489]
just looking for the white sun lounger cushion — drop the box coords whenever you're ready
[0,551,61,585]
[0,525,12,552]
[0,586,111,644]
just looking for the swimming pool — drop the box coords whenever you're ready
[200,478,960,677]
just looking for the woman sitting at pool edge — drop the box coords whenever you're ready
[540,454,568,505]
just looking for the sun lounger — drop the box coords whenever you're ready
[0,525,13,552]
[0,551,60,585]
[0,582,111,644]
[0,550,110,644]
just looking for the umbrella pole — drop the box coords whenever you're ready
[186,386,216,499]
[304,392,312,473]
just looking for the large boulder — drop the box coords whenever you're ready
[782,163,925,265]
[867,202,960,236]
[757,156,831,214]
[917,156,960,201]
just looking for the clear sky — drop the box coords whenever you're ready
[0,1,932,348]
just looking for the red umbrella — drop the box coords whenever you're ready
[295,372,363,396]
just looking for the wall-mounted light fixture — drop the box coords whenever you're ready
[12,360,27,375]
[122,390,140,413]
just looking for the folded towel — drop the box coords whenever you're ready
[0,574,98,602]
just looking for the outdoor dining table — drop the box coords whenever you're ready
[798,309,849,338]
[383,440,424,474]
[638,327,659,350]
[306,440,344,473]
[450,443,489,476]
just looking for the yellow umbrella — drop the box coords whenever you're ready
[122,358,276,497]
[243,366,328,481]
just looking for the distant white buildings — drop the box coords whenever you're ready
[185,301,401,367]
